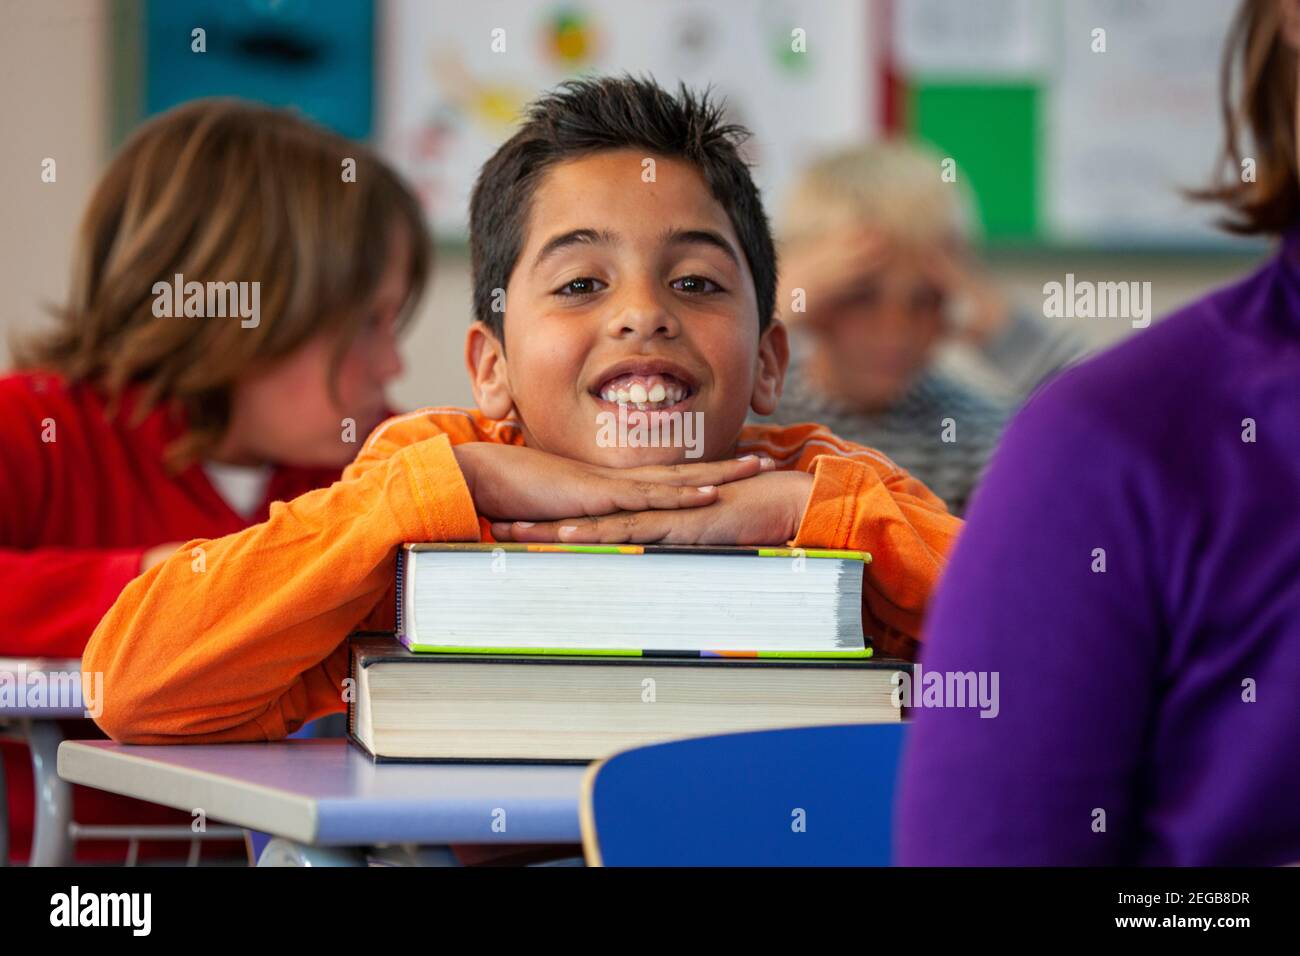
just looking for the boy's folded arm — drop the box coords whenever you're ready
[84,431,481,744]
[0,546,146,657]
[790,453,961,654]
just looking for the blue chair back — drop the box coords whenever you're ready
[581,723,906,866]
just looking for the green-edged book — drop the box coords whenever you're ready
[348,635,907,763]
[395,542,873,659]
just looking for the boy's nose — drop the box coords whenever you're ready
[374,330,405,382]
[606,291,680,340]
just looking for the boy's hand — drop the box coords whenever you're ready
[779,227,888,330]
[490,470,815,546]
[922,242,1009,346]
[453,442,774,523]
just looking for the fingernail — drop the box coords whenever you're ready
[760,457,776,470]
[697,485,715,493]
[515,521,535,528]
[738,454,757,461]
[558,525,578,535]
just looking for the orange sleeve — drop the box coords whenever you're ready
[84,418,481,744]
[744,424,961,659]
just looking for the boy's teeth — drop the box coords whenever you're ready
[596,372,690,408]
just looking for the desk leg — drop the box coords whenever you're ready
[256,839,461,867]
[26,720,71,867]
[366,844,460,867]
[257,838,367,867]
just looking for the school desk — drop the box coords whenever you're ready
[57,739,587,866]
[0,658,241,866]
[0,657,93,865]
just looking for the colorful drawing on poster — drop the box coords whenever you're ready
[544,8,601,67]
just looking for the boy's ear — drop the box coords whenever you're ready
[750,317,789,417]
[465,321,515,420]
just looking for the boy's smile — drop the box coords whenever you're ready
[467,149,787,468]
[590,358,697,414]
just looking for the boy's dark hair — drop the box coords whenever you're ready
[469,75,776,341]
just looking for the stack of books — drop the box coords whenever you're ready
[347,543,908,762]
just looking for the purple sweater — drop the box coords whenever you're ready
[896,238,1300,866]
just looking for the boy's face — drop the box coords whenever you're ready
[468,150,786,467]
[224,229,409,468]
[794,234,947,412]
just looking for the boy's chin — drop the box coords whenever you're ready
[585,444,706,469]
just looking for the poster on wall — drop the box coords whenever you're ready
[893,0,1249,249]
[1043,0,1239,246]
[379,0,877,238]
[145,0,374,139]
[893,0,1049,79]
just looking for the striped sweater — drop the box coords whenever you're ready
[761,311,1084,515]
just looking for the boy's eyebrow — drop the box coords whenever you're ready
[532,228,617,270]
[661,227,740,267]
[530,227,742,272]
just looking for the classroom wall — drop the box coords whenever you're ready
[0,0,108,368]
[0,2,1269,415]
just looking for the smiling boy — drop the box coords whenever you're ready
[84,77,960,747]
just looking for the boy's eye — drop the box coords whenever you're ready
[356,312,384,338]
[672,275,723,295]
[911,285,944,313]
[555,277,607,296]
[839,281,881,310]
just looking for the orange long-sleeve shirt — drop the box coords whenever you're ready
[84,408,960,744]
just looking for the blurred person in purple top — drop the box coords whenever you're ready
[896,0,1300,866]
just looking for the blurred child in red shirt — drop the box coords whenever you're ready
[0,99,430,863]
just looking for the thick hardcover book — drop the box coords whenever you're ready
[395,542,874,659]
[347,635,907,763]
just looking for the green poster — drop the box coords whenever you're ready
[907,83,1040,242]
